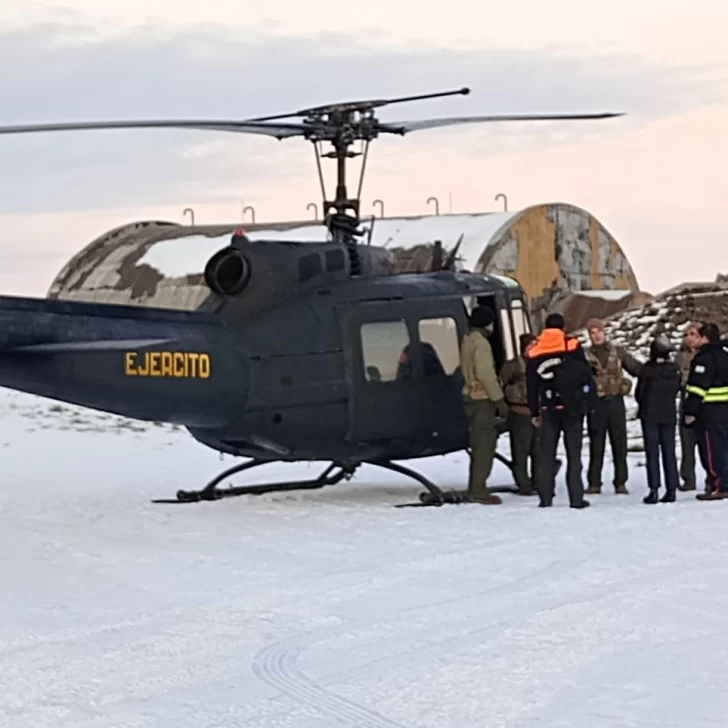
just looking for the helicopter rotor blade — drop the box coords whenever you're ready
[249,87,472,122]
[0,119,309,139]
[380,111,625,134]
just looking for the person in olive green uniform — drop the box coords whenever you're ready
[584,318,643,495]
[460,306,509,504]
[499,333,540,496]
[675,323,715,493]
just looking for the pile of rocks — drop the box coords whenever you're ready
[575,281,728,360]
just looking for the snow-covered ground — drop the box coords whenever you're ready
[2,388,728,728]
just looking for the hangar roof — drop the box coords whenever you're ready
[47,203,638,310]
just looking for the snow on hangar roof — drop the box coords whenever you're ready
[46,203,639,311]
[129,210,519,281]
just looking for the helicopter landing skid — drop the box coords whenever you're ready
[151,457,451,506]
[150,452,548,507]
[151,460,356,504]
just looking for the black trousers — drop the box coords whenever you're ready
[587,395,628,489]
[641,420,679,495]
[537,409,586,507]
[679,396,714,490]
[703,422,728,494]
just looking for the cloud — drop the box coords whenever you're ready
[0,18,724,215]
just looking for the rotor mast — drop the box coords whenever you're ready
[252,88,473,275]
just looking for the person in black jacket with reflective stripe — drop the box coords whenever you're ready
[635,335,681,504]
[683,323,728,500]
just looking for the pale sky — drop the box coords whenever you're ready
[0,0,726,296]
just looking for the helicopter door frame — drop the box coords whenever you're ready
[337,298,462,445]
[463,291,513,371]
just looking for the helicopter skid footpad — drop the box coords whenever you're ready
[395,489,469,508]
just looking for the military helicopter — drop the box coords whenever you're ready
[0,87,623,506]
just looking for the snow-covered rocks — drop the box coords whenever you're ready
[574,281,728,361]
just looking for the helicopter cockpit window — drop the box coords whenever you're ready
[361,320,411,383]
[418,317,459,375]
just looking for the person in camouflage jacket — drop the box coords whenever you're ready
[499,333,540,496]
[583,318,643,495]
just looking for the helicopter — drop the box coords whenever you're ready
[0,87,623,507]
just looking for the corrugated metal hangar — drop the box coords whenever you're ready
[47,202,642,331]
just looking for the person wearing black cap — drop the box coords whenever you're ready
[460,305,509,504]
[525,312,596,508]
[634,334,681,503]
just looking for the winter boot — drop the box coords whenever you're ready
[678,480,696,492]
[696,490,728,501]
[615,484,630,495]
[468,494,503,505]
[660,490,676,503]
[585,484,601,495]
[643,490,659,504]
[570,500,591,510]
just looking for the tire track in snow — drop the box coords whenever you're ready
[251,551,593,726]
[253,632,408,728]
[252,554,692,725]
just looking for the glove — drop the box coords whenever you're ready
[493,398,510,419]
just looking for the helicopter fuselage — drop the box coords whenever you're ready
[0,239,530,467]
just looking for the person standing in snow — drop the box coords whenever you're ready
[675,323,714,493]
[499,333,540,496]
[583,318,643,495]
[634,335,681,504]
[683,323,728,501]
[460,305,510,505]
[525,313,596,509]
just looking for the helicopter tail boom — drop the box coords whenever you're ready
[0,295,247,427]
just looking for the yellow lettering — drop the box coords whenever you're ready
[125,352,137,375]
[123,351,212,378]
[161,352,173,377]
[173,352,185,377]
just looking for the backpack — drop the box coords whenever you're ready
[550,351,598,416]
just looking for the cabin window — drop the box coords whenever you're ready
[325,249,345,272]
[298,253,322,282]
[361,320,411,382]
[511,300,531,347]
[418,317,459,375]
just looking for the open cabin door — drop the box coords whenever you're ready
[338,298,470,445]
